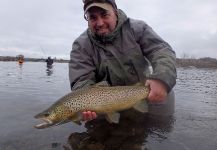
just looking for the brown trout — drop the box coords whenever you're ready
[34,82,149,129]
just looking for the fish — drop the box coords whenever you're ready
[34,82,150,129]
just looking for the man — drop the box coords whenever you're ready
[45,56,53,66]
[69,0,176,121]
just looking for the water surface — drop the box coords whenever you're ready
[0,62,216,150]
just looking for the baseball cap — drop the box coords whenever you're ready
[83,0,117,14]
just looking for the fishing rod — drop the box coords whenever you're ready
[39,45,47,57]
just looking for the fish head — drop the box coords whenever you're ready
[34,105,71,129]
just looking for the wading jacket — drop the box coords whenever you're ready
[69,10,176,92]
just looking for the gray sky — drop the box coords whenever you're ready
[0,0,217,59]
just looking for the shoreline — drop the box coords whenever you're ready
[1,56,217,68]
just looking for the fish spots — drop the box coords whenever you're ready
[35,85,149,128]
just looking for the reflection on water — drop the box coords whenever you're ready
[66,112,174,150]
[65,91,175,150]
[18,62,23,68]
[18,63,23,79]
[0,62,217,150]
[46,65,54,76]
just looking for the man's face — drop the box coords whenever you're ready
[86,6,117,36]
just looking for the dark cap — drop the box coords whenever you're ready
[83,0,117,13]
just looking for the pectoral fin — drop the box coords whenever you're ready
[73,121,82,125]
[133,100,148,113]
[105,112,120,123]
[70,112,83,125]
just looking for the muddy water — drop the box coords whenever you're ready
[0,62,216,150]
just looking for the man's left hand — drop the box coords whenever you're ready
[145,79,168,103]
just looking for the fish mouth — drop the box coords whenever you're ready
[34,118,54,129]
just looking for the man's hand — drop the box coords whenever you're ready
[145,79,168,103]
[82,80,167,120]
[82,111,97,121]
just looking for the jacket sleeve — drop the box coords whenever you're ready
[131,19,177,92]
[69,39,96,91]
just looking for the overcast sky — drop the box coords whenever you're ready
[0,0,217,59]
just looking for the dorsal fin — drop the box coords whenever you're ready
[133,82,143,86]
[93,81,110,87]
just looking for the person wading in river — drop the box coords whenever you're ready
[69,0,177,121]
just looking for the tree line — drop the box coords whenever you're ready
[1,56,217,68]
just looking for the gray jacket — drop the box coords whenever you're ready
[69,10,176,92]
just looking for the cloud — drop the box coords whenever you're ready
[0,0,217,59]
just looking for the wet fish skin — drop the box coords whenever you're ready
[34,83,149,129]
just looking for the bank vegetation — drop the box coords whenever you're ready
[1,56,217,68]
[176,57,217,68]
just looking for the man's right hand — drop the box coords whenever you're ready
[82,111,97,121]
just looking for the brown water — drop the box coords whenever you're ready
[0,62,216,150]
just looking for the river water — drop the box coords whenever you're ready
[0,62,216,150]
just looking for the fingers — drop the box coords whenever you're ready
[145,79,168,103]
[148,90,167,102]
[82,111,97,121]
